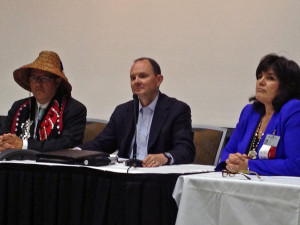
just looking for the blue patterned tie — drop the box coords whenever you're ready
[38,107,45,120]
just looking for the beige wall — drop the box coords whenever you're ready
[1,0,300,127]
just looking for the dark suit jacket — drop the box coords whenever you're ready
[80,93,195,164]
[0,96,87,152]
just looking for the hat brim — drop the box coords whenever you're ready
[13,64,72,94]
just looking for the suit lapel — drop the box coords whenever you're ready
[258,112,279,151]
[123,101,136,157]
[148,93,169,151]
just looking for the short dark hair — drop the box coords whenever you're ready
[250,54,300,114]
[134,57,161,75]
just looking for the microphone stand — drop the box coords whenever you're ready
[125,94,143,167]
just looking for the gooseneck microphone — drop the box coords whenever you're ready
[125,94,143,167]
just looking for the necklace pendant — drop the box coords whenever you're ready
[248,150,257,159]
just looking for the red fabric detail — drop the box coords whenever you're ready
[11,100,30,134]
[39,101,59,141]
[39,97,67,141]
[268,146,277,159]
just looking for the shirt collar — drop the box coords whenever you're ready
[139,92,159,112]
[36,101,50,110]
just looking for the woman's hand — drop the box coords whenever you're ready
[225,153,249,171]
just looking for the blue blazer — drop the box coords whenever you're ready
[219,99,300,176]
[80,92,196,164]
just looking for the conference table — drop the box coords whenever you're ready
[0,159,212,225]
[173,171,300,225]
[2,159,300,225]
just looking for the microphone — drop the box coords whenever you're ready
[125,94,143,167]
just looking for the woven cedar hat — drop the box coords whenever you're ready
[13,51,72,94]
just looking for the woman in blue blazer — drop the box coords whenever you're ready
[218,54,300,176]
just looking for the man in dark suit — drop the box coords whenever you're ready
[0,51,87,152]
[80,57,195,167]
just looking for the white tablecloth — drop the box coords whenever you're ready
[173,172,300,225]
[0,159,215,174]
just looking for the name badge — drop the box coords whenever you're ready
[258,134,280,159]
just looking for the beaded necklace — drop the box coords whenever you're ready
[248,119,264,159]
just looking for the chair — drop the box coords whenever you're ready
[192,125,227,166]
[82,118,108,143]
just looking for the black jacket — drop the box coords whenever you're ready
[1,96,86,152]
[80,93,195,164]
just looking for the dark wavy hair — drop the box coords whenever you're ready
[134,57,161,75]
[249,54,300,115]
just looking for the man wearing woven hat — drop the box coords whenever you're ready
[0,51,87,152]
